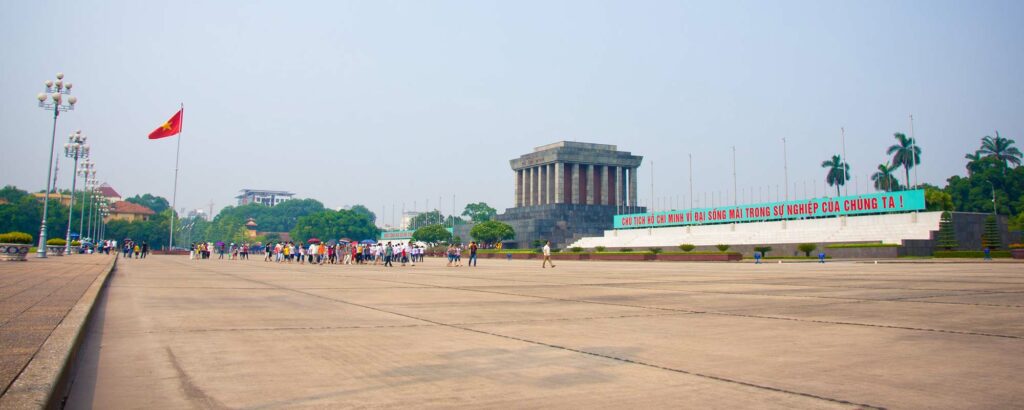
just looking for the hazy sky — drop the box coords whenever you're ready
[2,1,1022,227]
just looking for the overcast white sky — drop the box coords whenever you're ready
[2,1,1021,227]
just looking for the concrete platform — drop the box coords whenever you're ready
[0,254,116,407]
[67,256,1023,408]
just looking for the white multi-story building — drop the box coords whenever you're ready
[235,189,295,206]
[400,211,421,230]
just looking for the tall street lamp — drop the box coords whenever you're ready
[78,161,95,243]
[35,72,77,258]
[63,131,89,254]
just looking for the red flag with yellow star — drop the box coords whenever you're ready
[148,109,183,139]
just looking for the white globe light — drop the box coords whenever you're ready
[55,80,63,89]
[64,82,73,90]
[56,72,64,80]
[51,93,61,102]
[44,80,53,88]
[37,93,47,102]
[68,96,78,105]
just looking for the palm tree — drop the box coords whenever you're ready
[979,131,1022,172]
[964,150,983,176]
[887,132,921,189]
[821,155,850,197]
[871,163,899,192]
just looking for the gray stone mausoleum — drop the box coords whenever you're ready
[496,141,645,248]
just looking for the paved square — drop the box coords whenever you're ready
[67,256,1023,408]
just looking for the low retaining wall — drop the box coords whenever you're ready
[655,253,742,262]
[1012,249,1024,259]
[477,252,741,262]
[151,250,189,256]
[0,255,118,408]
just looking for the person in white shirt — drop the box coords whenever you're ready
[542,241,555,268]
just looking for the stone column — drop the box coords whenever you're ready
[615,166,624,206]
[598,165,606,205]
[571,163,580,204]
[628,167,638,208]
[544,162,552,205]
[515,169,523,207]
[532,166,539,206]
[525,167,533,206]
[538,165,547,205]
[554,163,563,204]
[585,164,595,204]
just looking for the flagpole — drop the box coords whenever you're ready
[168,103,183,250]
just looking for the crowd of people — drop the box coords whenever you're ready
[185,240,484,268]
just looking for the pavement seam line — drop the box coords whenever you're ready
[173,259,887,409]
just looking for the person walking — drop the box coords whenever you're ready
[542,240,555,268]
[383,241,394,267]
[468,241,478,267]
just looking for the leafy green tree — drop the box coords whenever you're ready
[821,155,850,197]
[125,194,170,214]
[978,131,1022,172]
[944,160,1023,215]
[408,210,444,229]
[678,244,695,252]
[412,224,452,243]
[461,202,497,223]
[469,220,515,245]
[797,243,817,257]
[887,132,921,189]
[0,185,29,204]
[925,188,954,212]
[203,198,326,241]
[936,211,958,250]
[348,204,376,224]
[964,150,984,176]
[290,209,379,243]
[871,163,900,192]
[445,215,467,226]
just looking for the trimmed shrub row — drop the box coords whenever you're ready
[933,250,1011,258]
[825,243,899,249]
[0,232,33,244]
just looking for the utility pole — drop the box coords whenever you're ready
[909,114,919,189]
[688,154,693,210]
[840,127,848,197]
[782,137,789,201]
[732,146,737,206]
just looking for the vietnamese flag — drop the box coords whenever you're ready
[148,109,183,139]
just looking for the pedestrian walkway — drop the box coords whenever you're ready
[67,256,1024,408]
[0,254,115,402]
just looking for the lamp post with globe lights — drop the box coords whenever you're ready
[77,160,95,245]
[63,131,89,254]
[35,72,77,258]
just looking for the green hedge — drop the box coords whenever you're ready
[764,256,832,260]
[477,249,539,254]
[660,251,739,255]
[825,243,899,249]
[933,250,1011,258]
[0,231,34,244]
[46,238,67,246]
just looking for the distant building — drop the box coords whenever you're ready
[400,211,421,230]
[106,200,156,222]
[186,208,209,221]
[98,183,122,203]
[32,192,74,207]
[235,189,295,206]
[496,141,645,248]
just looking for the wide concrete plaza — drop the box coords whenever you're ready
[66,256,1023,408]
